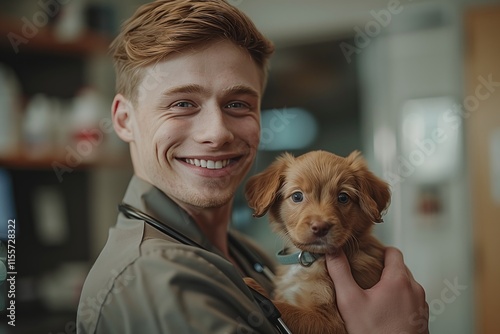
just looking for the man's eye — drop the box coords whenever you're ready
[225,102,248,109]
[172,101,195,108]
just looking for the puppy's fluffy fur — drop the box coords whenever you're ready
[244,150,391,334]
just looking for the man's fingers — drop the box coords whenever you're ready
[381,247,413,281]
[380,247,426,303]
[326,250,362,298]
[383,247,405,267]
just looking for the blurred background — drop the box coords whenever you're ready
[0,0,499,333]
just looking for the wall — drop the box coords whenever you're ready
[359,2,474,333]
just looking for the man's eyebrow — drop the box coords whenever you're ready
[162,84,206,96]
[223,85,260,98]
[160,84,259,98]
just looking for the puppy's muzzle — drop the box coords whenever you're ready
[310,221,331,237]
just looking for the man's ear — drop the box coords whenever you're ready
[111,94,135,143]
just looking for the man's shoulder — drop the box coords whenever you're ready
[78,233,257,334]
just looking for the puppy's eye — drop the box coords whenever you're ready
[338,192,349,204]
[291,192,304,203]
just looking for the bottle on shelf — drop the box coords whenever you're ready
[22,93,59,159]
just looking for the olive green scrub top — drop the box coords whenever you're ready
[76,176,278,334]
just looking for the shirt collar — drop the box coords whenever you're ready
[121,175,216,252]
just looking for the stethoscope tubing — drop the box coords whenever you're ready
[117,203,292,334]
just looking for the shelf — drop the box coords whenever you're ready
[0,15,111,56]
[0,151,131,170]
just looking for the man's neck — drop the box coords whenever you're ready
[178,202,233,258]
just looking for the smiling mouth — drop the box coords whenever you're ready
[182,158,234,170]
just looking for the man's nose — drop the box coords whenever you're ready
[193,106,234,147]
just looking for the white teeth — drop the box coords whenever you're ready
[185,158,229,169]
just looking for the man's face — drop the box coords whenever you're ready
[125,40,262,209]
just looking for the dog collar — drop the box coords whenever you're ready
[276,249,323,267]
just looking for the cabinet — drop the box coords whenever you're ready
[0,14,119,163]
[465,6,500,334]
[0,12,132,333]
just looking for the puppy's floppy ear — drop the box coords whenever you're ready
[244,153,294,217]
[347,150,391,223]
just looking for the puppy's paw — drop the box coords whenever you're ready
[243,277,269,298]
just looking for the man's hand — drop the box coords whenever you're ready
[326,247,429,334]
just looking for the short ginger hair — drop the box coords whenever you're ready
[109,0,275,104]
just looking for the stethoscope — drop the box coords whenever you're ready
[118,203,293,334]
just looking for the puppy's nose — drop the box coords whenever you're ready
[310,221,331,237]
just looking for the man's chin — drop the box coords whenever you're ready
[177,190,234,209]
[191,196,232,209]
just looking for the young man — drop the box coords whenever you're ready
[77,1,429,333]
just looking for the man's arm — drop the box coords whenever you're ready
[326,247,429,334]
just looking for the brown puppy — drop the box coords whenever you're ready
[244,150,391,334]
